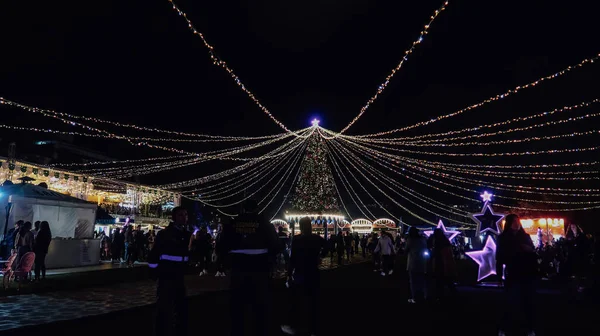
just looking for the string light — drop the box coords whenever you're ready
[0,97,289,140]
[356,99,600,143]
[341,138,600,207]
[356,54,600,138]
[158,130,312,189]
[341,137,600,195]
[329,139,472,219]
[350,137,600,157]
[189,144,306,208]
[166,0,294,134]
[338,1,450,135]
[328,139,469,225]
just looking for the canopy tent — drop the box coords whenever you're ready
[0,183,97,239]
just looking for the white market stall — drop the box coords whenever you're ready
[0,182,100,268]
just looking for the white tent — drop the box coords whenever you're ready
[0,183,96,239]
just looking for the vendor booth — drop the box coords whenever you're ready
[0,182,100,268]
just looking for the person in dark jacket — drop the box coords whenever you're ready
[33,221,52,280]
[496,214,537,336]
[281,217,327,335]
[219,199,280,336]
[148,206,192,336]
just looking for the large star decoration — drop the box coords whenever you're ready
[472,202,504,236]
[423,220,460,241]
[466,235,497,282]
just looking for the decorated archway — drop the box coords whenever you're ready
[351,218,373,234]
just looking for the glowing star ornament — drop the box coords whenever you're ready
[423,220,460,241]
[466,235,497,282]
[311,119,320,127]
[480,191,493,202]
[472,202,505,236]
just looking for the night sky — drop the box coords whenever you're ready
[1,1,599,223]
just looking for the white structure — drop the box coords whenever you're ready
[0,183,99,268]
[351,218,373,234]
[270,219,289,231]
[373,218,396,229]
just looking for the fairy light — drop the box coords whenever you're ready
[357,54,600,138]
[329,139,473,224]
[257,142,307,212]
[189,145,306,208]
[165,0,293,134]
[353,99,600,143]
[324,134,397,222]
[2,98,312,162]
[189,145,301,202]
[328,140,436,226]
[341,138,600,208]
[331,140,471,217]
[338,1,450,135]
[0,97,291,140]
[158,130,312,189]
[329,147,377,220]
[185,152,287,194]
[367,110,600,146]
[341,137,600,196]
[350,136,600,157]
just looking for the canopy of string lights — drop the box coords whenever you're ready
[1,0,599,230]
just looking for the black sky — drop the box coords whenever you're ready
[1,0,598,137]
[1,0,599,223]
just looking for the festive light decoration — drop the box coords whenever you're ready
[352,99,600,143]
[328,138,471,224]
[480,191,493,202]
[338,1,450,135]
[357,54,600,137]
[422,220,460,241]
[291,130,340,213]
[165,1,293,134]
[466,235,498,282]
[0,97,292,140]
[472,201,505,236]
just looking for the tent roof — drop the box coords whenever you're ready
[0,183,94,205]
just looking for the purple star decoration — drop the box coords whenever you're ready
[466,235,497,282]
[423,220,460,241]
[472,202,505,236]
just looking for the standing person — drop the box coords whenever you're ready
[33,221,52,281]
[13,222,34,270]
[497,214,537,336]
[148,206,192,336]
[431,228,456,301]
[405,227,428,303]
[214,223,227,277]
[374,229,395,276]
[32,221,41,239]
[219,199,280,336]
[335,232,345,265]
[281,217,327,336]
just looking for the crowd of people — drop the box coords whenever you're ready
[3,220,52,282]
[96,226,156,266]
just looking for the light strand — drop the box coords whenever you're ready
[338,0,450,135]
[356,54,600,137]
[166,0,293,134]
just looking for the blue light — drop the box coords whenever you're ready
[423,251,430,257]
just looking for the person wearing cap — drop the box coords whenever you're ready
[219,199,280,336]
[148,206,192,336]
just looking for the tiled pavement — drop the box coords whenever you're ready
[0,254,367,331]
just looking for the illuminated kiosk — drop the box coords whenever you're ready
[284,213,345,238]
[506,218,566,247]
[372,218,398,235]
[270,219,289,232]
[351,218,373,234]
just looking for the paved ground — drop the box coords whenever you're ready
[2,258,597,336]
[0,254,367,331]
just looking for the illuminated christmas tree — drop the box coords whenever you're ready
[291,126,340,213]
